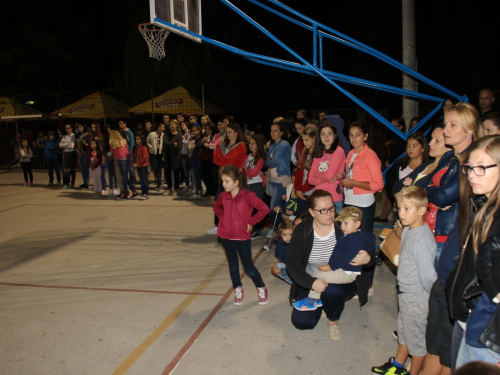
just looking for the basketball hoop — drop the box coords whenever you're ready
[138,23,170,60]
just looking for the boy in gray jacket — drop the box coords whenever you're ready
[371,186,437,375]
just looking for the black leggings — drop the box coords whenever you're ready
[62,151,76,185]
[22,162,33,182]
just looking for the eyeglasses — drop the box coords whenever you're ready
[461,163,497,176]
[313,206,335,215]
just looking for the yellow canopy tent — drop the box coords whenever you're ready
[54,91,130,118]
[129,86,225,115]
[0,96,45,119]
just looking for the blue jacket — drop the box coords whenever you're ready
[265,139,291,177]
[275,238,289,263]
[329,228,376,273]
[125,128,135,153]
[44,139,59,159]
[427,149,465,237]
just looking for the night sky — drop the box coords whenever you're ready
[1,0,499,125]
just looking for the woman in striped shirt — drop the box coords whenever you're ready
[286,189,375,340]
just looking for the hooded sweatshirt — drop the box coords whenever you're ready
[328,227,376,273]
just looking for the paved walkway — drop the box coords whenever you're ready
[0,171,399,375]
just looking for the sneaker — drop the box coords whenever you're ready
[28,182,33,186]
[56,182,61,186]
[234,286,244,305]
[172,190,178,197]
[257,286,268,305]
[294,297,323,311]
[113,189,119,196]
[163,190,173,196]
[371,357,407,375]
[108,190,116,198]
[23,182,29,187]
[101,190,107,195]
[328,323,342,341]
[117,193,130,200]
[206,225,218,235]
[68,184,75,189]
[62,184,70,189]
[392,331,398,339]
[267,230,273,238]
[47,182,53,186]
[251,231,261,240]
[131,191,139,198]
[139,194,149,201]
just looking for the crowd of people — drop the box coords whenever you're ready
[13,87,500,374]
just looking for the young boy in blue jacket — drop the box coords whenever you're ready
[294,206,376,311]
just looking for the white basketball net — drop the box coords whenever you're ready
[138,24,170,60]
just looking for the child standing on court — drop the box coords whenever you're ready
[213,165,270,306]
[371,186,437,375]
[294,206,376,311]
[88,140,103,198]
[19,139,33,186]
[133,135,150,200]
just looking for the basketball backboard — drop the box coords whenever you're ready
[150,0,202,43]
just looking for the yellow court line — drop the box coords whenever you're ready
[111,259,227,375]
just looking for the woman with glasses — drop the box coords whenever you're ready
[448,135,500,369]
[286,189,374,340]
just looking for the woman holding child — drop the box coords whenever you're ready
[286,189,374,340]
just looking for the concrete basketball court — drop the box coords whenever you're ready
[0,171,400,375]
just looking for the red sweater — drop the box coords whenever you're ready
[133,145,149,167]
[213,188,270,240]
[213,142,247,169]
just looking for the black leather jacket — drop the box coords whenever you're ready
[447,196,500,322]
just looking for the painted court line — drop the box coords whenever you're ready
[162,247,266,375]
[111,259,229,375]
[0,282,225,297]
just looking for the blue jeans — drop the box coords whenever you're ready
[107,160,119,189]
[268,181,287,230]
[181,154,190,187]
[149,153,163,188]
[456,335,500,368]
[451,322,465,371]
[334,200,344,213]
[291,283,357,330]
[128,154,136,187]
[435,240,445,270]
[137,166,149,195]
[78,154,90,186]
[221,239,265,289]
[190,157,202,193]
[117,159,130,194]
[47,158,61,183]
[100,162,107,191]
[276,263,292,284]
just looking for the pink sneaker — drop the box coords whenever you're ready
[234,286,244,305]
[257,286,268,305]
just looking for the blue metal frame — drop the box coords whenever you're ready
[152,0,468,175]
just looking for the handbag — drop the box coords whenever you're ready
[380,220,403,266]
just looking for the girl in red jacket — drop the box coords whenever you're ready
[213,165,270,306]
[133,135,150,200]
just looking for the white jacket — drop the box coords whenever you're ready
[147,131,164,155]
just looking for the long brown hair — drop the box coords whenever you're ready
[459,135,500,250]
[299,125,317,171]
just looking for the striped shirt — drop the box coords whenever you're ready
[306,226,337,276]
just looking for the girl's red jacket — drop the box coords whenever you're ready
[213,188,270,240]
[133,145,149,167]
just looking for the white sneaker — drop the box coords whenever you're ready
[206,226,218,235]
[101,190,107,195]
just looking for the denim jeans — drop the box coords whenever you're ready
[128,154,136,187]
[276,262,292,284]
[100,162,107,191]
[190,157,202,193]
[221,239,265,289]
[117,159,129,194]
[107,160,119,190]
[451,322,465,371]
[47,158,61,183]
[181,154,190,187]
[137,166,149,195]
[456,335,500,368]
[78,154,90,186]
[149,153,163,188]
[268,181,287,230]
